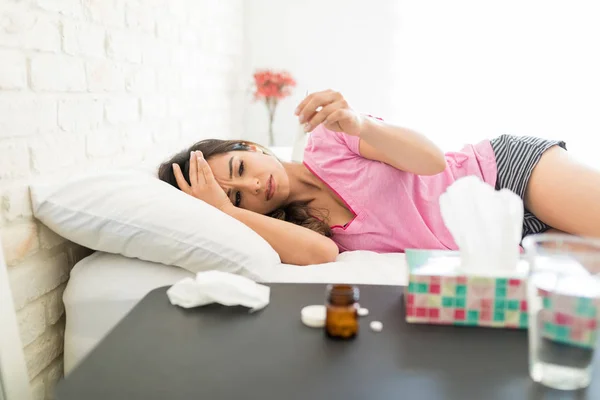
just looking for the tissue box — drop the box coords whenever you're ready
[404,249,528,329]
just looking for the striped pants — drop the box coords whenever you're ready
[490,134,567,239]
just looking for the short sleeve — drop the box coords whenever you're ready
[303,124,360,165]
[338,130,360,155]
[339,114,384,156]
[303,115,384,163]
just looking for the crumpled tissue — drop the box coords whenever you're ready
[439,175,524,274]
[166,270,270,312]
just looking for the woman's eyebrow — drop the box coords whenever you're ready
[229,156,234,179]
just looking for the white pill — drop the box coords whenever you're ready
[301,305,326,328]
[358,307,369,317]
[370,321,383,332]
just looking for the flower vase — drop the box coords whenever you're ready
[267,114,275,147]
[252,69,296,146]
[266,98,277,146]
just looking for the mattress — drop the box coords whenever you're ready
[63,251,407,374]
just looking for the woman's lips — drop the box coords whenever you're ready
[266,175,275,201]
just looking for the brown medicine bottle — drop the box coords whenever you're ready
[325,284,359,339]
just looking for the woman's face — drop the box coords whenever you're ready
[207,150,290,214]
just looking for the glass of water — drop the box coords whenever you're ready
[523,234,600,390]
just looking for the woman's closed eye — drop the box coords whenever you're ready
[233,161,244,207]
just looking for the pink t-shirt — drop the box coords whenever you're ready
[303,124,498,253]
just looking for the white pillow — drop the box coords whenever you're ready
[30,169,281,279]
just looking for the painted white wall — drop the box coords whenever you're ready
[242,0,400,146]
[390,0,600,166]
[244,0,600,167]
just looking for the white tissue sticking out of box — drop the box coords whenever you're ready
[439,176,524,275]
[166,270,270,312]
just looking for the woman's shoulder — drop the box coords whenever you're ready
[304,124,361,163]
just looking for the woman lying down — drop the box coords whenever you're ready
[158,90,600,266]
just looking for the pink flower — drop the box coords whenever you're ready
[253,69,296,100]
[252,69,296,145]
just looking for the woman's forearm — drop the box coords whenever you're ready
[359,117,447,175]
[222,205,339,266]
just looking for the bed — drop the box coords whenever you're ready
[29,166,408,374]
[62,250,407,374]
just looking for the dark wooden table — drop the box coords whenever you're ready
[56,284,599,399]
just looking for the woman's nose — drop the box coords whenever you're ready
[242,178,261,194]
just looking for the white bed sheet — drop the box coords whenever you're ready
[63,251,407,374]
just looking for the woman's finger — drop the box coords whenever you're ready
[195,151,206,184]
[323,109,349,131]
[297,91,336,123]
[189,151,198,185]
[324,108,349,125]
[200,156,216,185]
[172,164,192,194]
[296,90,339,123]
[304,101,345,132]
[294,92,314,116]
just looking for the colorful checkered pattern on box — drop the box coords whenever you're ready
[405,249,528,329]
[538,288,599,349]
[406,274,528,328]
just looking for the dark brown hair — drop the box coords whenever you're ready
[157,139,332,237]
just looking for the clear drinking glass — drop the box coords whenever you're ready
[523,234,600,390]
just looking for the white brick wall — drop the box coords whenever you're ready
[86,59,126,92]
[62,20,105,58]
[30,54,87,92]
[0,49,28,89]
[0,95,57,137]
[0,0,244,398]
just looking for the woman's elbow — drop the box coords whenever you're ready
[422,152,447,175]
[302,239,339,265]
[433,156,448,174]
[320,239,340,263]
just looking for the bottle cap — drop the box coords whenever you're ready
[301,305,326,328]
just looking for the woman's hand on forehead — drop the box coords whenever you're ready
[172,151,233,212]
